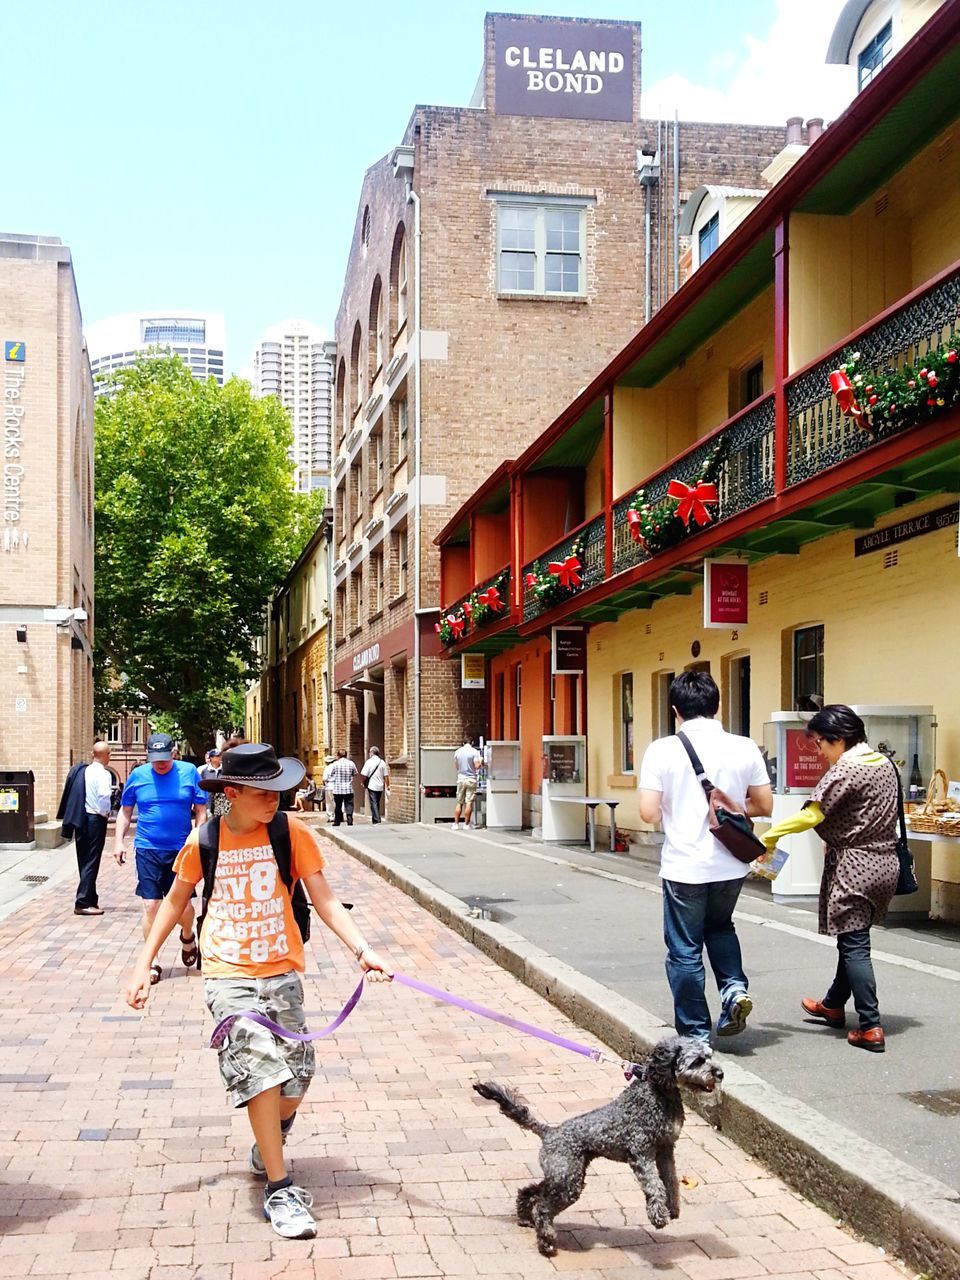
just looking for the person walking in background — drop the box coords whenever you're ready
[113,732,207,984]
[360,747,390,823]
[453,736,481,830]
[327,749,358,826]
[639,671,772,1043]
[321,756,336,821]
[761,705,899,1053]
[58,741,114,916]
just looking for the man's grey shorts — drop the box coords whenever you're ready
[204,972,315,1109]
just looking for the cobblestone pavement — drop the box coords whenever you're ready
[0,833,909,1279]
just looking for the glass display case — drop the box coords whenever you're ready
[545,738,583,785]
[542,735,587,842]
[848,705,936,804]
[486,740,522,829]
[760,712,827,898]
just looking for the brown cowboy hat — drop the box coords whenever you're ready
[199,743,306,793]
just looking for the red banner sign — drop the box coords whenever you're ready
[703,559,749,628]
[784,729,828,790]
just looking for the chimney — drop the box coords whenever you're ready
[806,118,824,144]
[785,116,804,145]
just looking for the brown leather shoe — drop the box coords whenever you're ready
[800,997,845,1027]
[848,1027,885,1052]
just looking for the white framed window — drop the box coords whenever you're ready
[108,718,122,744]
[493,196,590,297]
[699,212,720,264]
[858,19,893,90]
[396,396,408,461]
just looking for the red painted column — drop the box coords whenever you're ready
[774,215,790,495]
[603,386,614,578]
[510,473,524,619]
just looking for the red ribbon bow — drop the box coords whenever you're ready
[626,508,645,543]
[666,480,718,528]
[447,613,465,639]
[828,369,863,421]
[478,585,504,612]
[547,555,583,590]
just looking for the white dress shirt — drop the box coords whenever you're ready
[84,761,113,817]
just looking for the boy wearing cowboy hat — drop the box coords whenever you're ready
[125,743,392,1240]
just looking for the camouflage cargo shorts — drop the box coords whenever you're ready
[204,972,315,1109]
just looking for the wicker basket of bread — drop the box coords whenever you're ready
[907,769,960,836]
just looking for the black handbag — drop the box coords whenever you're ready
[892,764,919,896]
[677,732,767,865]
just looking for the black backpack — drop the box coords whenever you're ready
[196,813,312,969]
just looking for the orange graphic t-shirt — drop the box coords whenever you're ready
[174,816,325,979]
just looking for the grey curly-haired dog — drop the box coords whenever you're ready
[473,1035,722,1257]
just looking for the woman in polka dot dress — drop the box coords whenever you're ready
[761,705,899,1053]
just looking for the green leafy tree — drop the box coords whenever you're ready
[94,355,322,756]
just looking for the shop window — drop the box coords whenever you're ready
[793,625,824,711]
[858,20,892,90]
[494,197,588,297]
[619,673,634,772]
[698,212,719,263]
[392,660,408,757]
[653,671,676,739]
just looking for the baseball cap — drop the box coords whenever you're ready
[206,747,221,760]
[146,732,175,761]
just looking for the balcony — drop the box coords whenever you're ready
[786,263,960,487]
[611,392,775,577]
[438,566,512,649]
[522,512,605,624]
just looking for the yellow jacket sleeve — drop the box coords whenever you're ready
[760,803,824,849]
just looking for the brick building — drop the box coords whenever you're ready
[0,234,95,822]
[331,12,787,820]
[247,514,334,789]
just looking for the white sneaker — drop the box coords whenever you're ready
[263,1184,316,1239]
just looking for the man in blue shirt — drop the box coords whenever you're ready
[113,733,207,985]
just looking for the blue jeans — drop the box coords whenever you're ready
[662,877,749,1041]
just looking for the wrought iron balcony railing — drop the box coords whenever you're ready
[522,512,605,624]
[611,391,776,577]
[786,263,960,486]
[438,565,511,647]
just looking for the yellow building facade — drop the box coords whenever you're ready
[434,2,960,917]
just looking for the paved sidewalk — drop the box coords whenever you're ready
[318,820,960,1192]
[0,832,905,1280]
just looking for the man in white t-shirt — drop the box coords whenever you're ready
[452,737,481,830]
[639,671,772,1043]
[360,747,390,823]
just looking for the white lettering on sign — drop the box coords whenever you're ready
[3,362,27,552]
[352,642,381,673]
[504,44,624,96]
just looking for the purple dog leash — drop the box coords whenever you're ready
[209,972,635,1073]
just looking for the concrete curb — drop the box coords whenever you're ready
[325,823,960,1279]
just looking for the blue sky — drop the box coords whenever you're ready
[3,1,847,372]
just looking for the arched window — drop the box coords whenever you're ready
[349,321,363,414]
[368,276,384,379]
[361,205,371,257]
[388,222,408,346]
[335,358,346,441]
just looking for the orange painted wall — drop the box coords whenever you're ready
[440,546,471,607]
[473,512,511,581]
[522,472,585,560]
